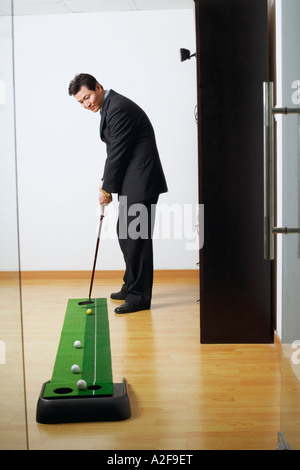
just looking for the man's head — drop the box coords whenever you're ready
[68,73,105,113]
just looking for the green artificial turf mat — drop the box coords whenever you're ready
[43,298,114,398]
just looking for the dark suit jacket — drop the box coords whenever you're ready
[100,90,168,204]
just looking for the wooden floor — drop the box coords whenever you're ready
[1,272,283,450]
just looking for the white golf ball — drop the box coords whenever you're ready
[71,364,80,374]
[74,340,82,349]
[77,379,87,390]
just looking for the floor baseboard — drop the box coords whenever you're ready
[0,269,199,281]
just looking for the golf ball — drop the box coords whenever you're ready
[77,379,87,390]
[86,308,93,315]
[74,340,82,349]
[71,364,80,374]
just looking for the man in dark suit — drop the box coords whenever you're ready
[68,73,168,314]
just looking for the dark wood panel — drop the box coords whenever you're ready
[195,0,273,343]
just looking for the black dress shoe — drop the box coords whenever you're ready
[114,302,150,314]
[110,291,127,300]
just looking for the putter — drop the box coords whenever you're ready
[78,205,105,306]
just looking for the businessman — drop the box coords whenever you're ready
[68,73,168,314]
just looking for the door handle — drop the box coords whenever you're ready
[263,82,275,260]
[263,82,300,260]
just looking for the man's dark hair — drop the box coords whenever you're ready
[68,73,102,96]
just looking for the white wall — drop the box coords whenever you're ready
[0,16,20,272]
[13,9,198,271]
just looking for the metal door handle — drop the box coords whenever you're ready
[263,82,300,260]
[263,82,275,260]
[273,227,300,234]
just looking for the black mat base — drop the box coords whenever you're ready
[36,378,131,424]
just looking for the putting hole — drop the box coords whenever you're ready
[87,385,102,391]
[54,387,73,394]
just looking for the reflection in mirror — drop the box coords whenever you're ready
[0,0,28,450]
[275,0,300,450]
[279,343,300,449]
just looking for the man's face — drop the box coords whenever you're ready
[74,83,104,112]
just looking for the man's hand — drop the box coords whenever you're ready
[98,188,112,206]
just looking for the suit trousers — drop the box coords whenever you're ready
[117,195,158,307]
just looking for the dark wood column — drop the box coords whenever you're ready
[195,0,274,343]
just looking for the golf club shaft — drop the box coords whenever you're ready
[88,206,105,300]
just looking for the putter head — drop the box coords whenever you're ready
[78,299,94,306]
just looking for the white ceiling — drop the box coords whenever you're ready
[0,0,194,16]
